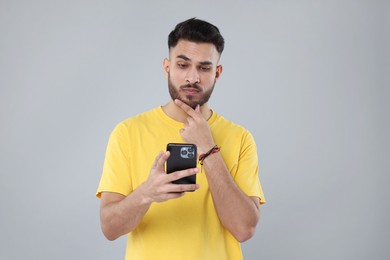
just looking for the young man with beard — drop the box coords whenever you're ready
[97,18,266,260]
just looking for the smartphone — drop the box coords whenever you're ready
[166,143,197,187]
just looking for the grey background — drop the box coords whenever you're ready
[0,0,388,259]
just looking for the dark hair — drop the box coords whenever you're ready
[168,18,225,54]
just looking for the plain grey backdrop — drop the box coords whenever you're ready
[0,0,389,259]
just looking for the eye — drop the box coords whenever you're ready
[199,66,211,72]
[177,63,188,69]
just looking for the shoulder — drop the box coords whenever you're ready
[212,112,253,137]
[122,107,159,125]
[116,107,159,128]
[211,112,256,148]
[110,107,160,137]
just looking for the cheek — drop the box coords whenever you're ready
[169,70,185,81]
[203,74,217,83]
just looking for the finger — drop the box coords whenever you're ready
[185,117,195,125]
[154,151,170,170]
[159,182,200,193]
[163,192,186,200]
[157,191,191,202]
[167,168,199,183]
[174,99,199,118]
[151,190,186,203]
[165,183,200,193]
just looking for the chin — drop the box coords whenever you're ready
[186,96,206,108]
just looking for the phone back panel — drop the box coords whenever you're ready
[166,143,197,185]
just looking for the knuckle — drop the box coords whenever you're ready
[182,169,194,177]
[178,186,187,192]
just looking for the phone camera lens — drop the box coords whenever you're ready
[188,147,194,153]
[188,153,194,158]
[181,150,188,156]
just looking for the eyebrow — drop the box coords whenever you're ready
[176,54,213,66]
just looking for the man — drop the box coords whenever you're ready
[97,18,266,260]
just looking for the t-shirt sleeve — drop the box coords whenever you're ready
[234,130,266,204]
[96,123,133,198]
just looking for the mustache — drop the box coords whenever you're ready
[181,83,201,91]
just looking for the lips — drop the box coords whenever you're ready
[181,87,200,94]
[182,87,200,94]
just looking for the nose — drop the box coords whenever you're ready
[185,67,200,84]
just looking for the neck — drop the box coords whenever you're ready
[162,100,212,123]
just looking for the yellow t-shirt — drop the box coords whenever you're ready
[97,107,266,260]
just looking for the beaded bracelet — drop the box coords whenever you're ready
[199,145,221,165]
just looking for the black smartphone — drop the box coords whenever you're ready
[166,143,197,187]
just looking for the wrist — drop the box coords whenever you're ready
[199,145,221,165]
[198,143,216,155]
[135,183,154,206]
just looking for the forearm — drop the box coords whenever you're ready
[100,151,199,241]
[203,152,260,242]
[169,99,260,240]
[100,185,152,241]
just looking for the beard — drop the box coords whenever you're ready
[168,74,216,109]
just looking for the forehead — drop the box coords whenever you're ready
[169,40,220,64]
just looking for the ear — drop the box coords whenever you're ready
[215,65,223,80]
[163,58,170,77]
